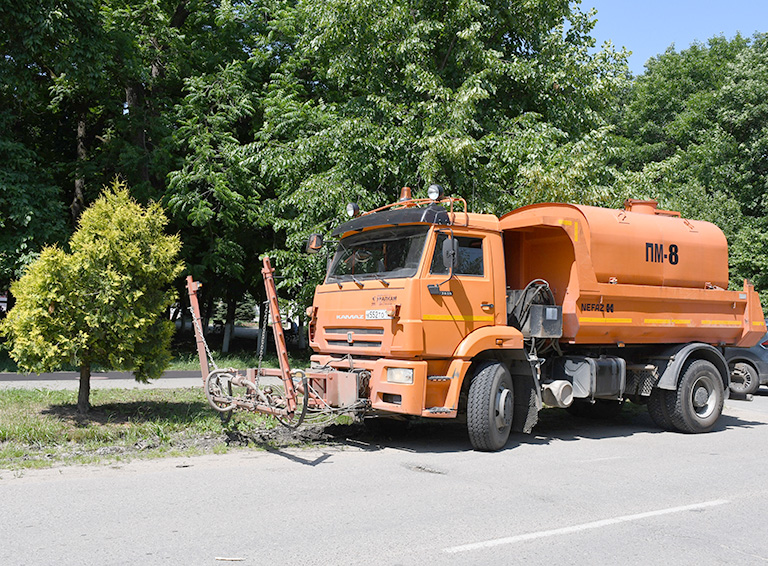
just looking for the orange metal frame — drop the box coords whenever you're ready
[186,261,363,422]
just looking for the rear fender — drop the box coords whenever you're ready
[654,343,729,391]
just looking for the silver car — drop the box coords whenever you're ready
[725,331,768,395]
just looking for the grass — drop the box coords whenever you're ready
[0,329,321,471]
[0,388,285,471]
[167,351,311,372]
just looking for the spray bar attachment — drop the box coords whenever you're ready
[185,258,366,428]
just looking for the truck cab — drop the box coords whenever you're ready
[308,195,522,425]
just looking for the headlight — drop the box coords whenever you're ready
[427,184,444,201]
[386,367,414,384]
[346,203,360,217]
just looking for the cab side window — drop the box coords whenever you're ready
[429,235,484,276]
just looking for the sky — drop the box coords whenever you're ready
[584,0,768,75]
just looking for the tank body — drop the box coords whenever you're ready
[500,200,764,347]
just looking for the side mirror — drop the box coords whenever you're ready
[305,233,324,254]
[442,237,458,270]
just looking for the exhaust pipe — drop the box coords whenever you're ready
[542,380,574,408]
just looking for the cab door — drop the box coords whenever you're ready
[420,230,497,358]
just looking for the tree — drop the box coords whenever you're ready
[1,0,273,345]
[167,59,273,351]
[0,120,68,290]
[613,33,768,301]
[251,0,629,309]
[0,182,184,413]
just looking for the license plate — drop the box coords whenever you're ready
[365,309,390,320]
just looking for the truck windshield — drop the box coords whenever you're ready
[327,226,429,282]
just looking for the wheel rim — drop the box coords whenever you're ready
[495,386,513,430]
[205,370,236,413]
[730,363,752,393]
[691,376,717,419]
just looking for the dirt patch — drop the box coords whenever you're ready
[219,417,469,452]
[222,422,350,448]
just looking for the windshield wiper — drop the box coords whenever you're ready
[373,274,390,287]
[332,274,365,288]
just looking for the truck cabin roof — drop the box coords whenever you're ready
[331,203,451,237]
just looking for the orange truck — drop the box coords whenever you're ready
[187,186,765,451]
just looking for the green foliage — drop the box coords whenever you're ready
[4,2,766,320]
[252,0,629,308]
[613,33,768,302]
[1,181,184,381]
[167,60,267,287]
[0,119,68,288]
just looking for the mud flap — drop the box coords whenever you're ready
[510,358,540,434]
[512,378,539,433]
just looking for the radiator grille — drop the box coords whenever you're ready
[325,327,384,336]
[327,340,382,348]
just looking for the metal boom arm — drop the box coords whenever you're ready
[261,257,298,414]
[184,258,362,425]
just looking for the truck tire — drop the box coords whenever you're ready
[467,361,513,451]
[664,359,724,433]
[729,362,760,396]
[647,388,673,430]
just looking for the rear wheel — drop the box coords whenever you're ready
[467,361,513,451]
[665,359,724,433]
[729,362,760,396]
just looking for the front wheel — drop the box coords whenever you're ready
[467,361,513,451]
[665,359,724,433]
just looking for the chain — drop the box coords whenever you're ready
[188,306,219,371]
[255,300,270,386]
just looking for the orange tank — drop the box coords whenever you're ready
[500,199,764,347]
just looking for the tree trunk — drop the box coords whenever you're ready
[297,317,307,350]
[125,83,150,185]
[71,114,87,223]
[222,299,237,353]
[77,361,91,414]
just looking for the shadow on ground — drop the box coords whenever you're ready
[223,401,767,457]
[38,395,768,459]
[42,400,213,427]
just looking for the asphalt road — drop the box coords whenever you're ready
[2,390,768,565]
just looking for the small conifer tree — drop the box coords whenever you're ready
[1,182,184,413]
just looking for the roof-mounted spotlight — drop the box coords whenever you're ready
[427,184,445,201]
[346,202,361,218]
[399,186,413,202]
